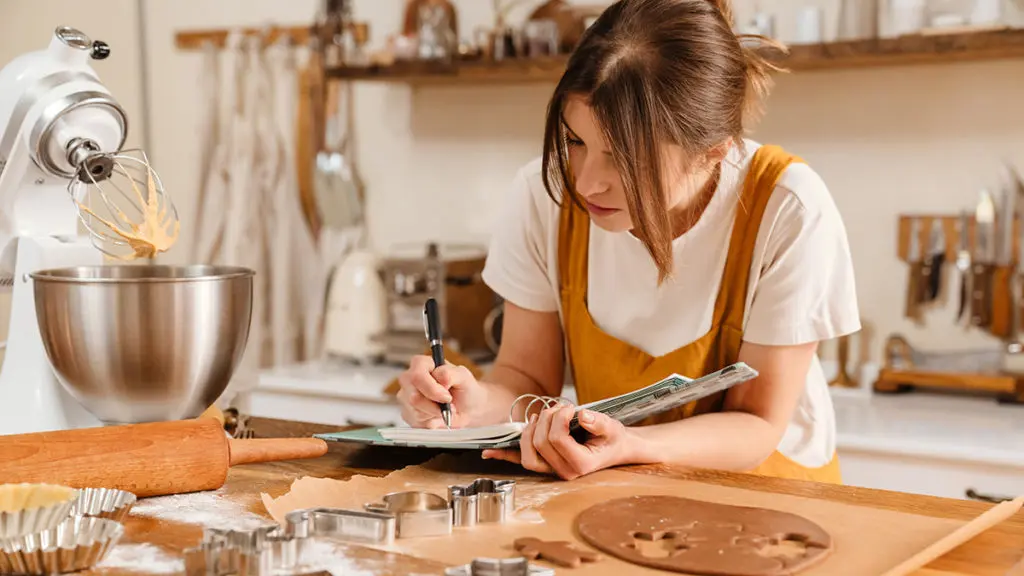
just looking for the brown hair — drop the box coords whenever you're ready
[541,0,787,283]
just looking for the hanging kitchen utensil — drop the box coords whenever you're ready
[956,210,973,325]
[990,186,1016,339]
[971,191,996,328]
[295,40,324,237]
[920,218,945,303]
[905,218,924,322]
[314,82,362,231]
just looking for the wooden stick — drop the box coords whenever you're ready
[879,496,1024,576]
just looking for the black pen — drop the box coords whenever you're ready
[423,298,452,429]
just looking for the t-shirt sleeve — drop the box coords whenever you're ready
[481,163,560,312]
[743,165,861,346]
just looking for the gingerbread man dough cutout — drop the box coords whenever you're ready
[514,537,602,568]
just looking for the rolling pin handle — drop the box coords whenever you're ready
[227,437,329,466]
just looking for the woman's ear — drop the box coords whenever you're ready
[704,138,733,165]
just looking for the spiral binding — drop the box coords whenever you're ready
[508,394,575,424]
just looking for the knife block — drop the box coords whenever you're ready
[892,211,1024,403]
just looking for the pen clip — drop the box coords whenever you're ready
[422,305,430,340]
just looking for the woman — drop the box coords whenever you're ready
[397,0,860,483]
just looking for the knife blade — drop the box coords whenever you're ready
[956,210,973,324]
[920,218,945,303]
[905,218,923,322]
[971,190,996,328]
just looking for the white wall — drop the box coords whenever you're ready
[3,0,1024,369]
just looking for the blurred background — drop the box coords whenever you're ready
[2,0,1023,500]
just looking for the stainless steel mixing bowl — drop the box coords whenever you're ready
[30,265,254,424]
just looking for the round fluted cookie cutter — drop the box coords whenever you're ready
[0,515,123,575]
[69,488,137,524]
[0,483,80,539]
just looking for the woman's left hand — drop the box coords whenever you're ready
[482,405,639,480]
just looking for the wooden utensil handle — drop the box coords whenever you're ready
[905,264,922,320]
[228,437,328,466]
[880,496,1024,576]
[990,266,1012,338]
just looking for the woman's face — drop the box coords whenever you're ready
[563,96,722,234]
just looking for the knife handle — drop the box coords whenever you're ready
[990,266,1012,339]
[970,263,993,328]
[905,263,923,321]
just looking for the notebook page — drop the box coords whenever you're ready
[379,422,525,443]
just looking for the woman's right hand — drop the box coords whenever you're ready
[396,355,488,429]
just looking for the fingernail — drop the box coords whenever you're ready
[580,410,594,423]
[529,414,537,424]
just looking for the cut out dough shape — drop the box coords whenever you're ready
[514,537,602,568]
[0,483,76,513]
[575,495,833,576]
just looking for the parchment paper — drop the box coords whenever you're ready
[261,455,963,575]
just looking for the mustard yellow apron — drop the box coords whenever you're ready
[558,144,842,484]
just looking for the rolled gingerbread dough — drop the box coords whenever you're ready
[575,495,833,576]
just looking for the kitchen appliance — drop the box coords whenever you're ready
[31,265,254,425]
[323,248,388,363]
[0,26,252,434]
[375,242,498,365]
[0,418,327,498]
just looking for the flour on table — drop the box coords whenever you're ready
[98,543,183,574]
[130,489,273,530]
[295,538,435,576]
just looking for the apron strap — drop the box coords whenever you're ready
[712,145,803,332]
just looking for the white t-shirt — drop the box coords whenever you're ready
[480,139,861,468]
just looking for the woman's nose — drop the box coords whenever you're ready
[573,160,610,199]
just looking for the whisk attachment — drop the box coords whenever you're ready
[66,145,180,260]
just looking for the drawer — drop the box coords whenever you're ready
[247,390,403,429]
[838,448,1024,501]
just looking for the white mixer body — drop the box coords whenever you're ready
[0,28,126,276]
[0,27,128,434]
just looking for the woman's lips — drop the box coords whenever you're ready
[585,201,620,217]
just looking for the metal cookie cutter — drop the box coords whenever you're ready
[364,492,453,538]
[183,525,279,576]
[445,557,555,576]
[285,507,397,546]
[448,479,516,527]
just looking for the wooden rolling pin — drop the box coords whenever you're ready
[0,418,328,498]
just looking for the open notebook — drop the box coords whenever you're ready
[316,362,759,450]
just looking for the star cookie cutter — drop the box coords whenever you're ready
[447,478,516,527]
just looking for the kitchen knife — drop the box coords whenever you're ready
[905,218,923,322]
[990,187,1015,339]
[971,191,996,329]
[956,211,973,324]
[920,218,945,303]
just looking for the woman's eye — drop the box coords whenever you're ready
[565,136,584,148]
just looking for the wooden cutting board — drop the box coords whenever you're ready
[262,455,964,575]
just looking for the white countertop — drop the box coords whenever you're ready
[830,387,1024,469]
[255,360,1024,469]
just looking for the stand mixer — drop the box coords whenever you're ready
[0,26,250,436]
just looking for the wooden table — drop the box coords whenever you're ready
[94,417,1024,575]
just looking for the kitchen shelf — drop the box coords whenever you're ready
[327,26,1024,85]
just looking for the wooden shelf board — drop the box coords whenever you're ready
[326,27,1024,84]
